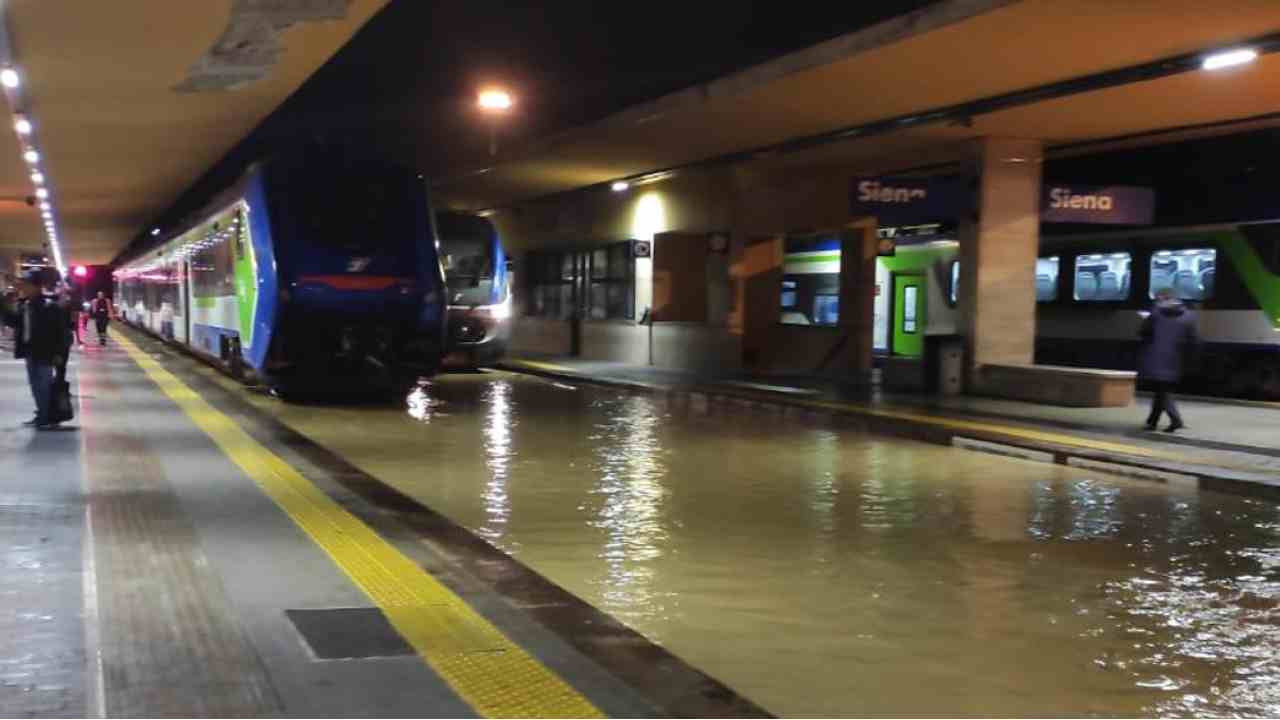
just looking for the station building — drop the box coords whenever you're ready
[435,1,1280,407]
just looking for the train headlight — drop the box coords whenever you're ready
[478,295,513,320]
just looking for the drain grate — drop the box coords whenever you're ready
[286,607,414,660]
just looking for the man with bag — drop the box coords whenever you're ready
[2,268,73,429]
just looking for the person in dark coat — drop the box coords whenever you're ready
[1138,288,1200,432]
[2,269,72,428]
[91,291,112,345]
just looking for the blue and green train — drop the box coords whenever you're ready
[114,154,448,390]
[871,222,1280,399]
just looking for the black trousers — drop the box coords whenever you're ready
[1146,381,1183,427]
[95,317,108,342]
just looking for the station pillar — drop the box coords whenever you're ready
[957,137,1042,391]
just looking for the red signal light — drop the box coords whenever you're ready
[72,265,88,278]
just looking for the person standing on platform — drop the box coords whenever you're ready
[2,269,71,429]
[91,291,112,346]
[1138,288,1200,433]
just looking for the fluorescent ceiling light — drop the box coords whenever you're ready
[1202,48,1257,71]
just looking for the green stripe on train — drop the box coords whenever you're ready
[1218,229,1280,329]
[232,209,258,349]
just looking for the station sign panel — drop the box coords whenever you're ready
[850,176,967,225]
[852,175,1155,227]
[1041,185,1155,225]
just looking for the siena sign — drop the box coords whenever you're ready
[1041,185,1155,225]
[849,176,965,224]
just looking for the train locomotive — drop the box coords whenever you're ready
[114,153,448,391]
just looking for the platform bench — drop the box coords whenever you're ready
[976,363,1136,408]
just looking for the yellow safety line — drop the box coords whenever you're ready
[116,336,604,719]
[509,360,1222,468]
[514,359,578,374]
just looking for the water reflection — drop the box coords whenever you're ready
[405,381,446,423]
[360,373,1280,717]
[586,395,670,624]
[477,380,514,546]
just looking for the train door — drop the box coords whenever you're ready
[891,273,925,358]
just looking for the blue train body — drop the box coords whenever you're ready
[115,155,447,389]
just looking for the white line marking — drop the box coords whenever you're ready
[75,363,108,718]
[1065,456,1199,485]
[952,436,1055,463]
[82,505,106,719]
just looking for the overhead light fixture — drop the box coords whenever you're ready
[35,187,48,199]
[1202,48,1257,71]
[31,171,44,184]
[23,149,38,164]
[0,68,19,89]
[611,181,630,192]
[477,89,514,111]
[38,201,50,211]
[151,228,161,236]
[13,116,31,135]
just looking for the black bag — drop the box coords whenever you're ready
[51,379,74,423]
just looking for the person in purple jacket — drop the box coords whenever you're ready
[1138,288,1200,432]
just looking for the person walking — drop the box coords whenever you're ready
[91,291,111,346]
[2,269,72,429]
[1138,288,1200,432]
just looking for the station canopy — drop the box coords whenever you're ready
[2,0,1280,266]
[433,0,1280,211]
[0,0,387,265]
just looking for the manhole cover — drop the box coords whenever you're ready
[286,607,414,660]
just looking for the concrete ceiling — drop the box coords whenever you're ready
[0,0,387,265]
[435,0,1280,210]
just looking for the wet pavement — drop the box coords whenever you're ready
[204,367,1280,718]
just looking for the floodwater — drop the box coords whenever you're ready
[239,370,1280,717]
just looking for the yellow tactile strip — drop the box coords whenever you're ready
[117,337,604,719]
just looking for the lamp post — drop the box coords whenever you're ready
[477,88,514,156]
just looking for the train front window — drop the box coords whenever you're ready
[1150,248,1215,301]
[1073,252,1131,302]
[301,175,407,252]
[442,237,496,305]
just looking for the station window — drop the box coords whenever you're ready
[1149,248,1215,301]
[780,234,841,326]
[1036,256,1060,302]
[1073,252,1131,302]
[525,241,635,321]
[588,241,635,320]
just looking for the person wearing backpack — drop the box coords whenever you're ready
[91,291,112,346]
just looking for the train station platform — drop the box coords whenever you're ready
[499,353,1280,499]
[0,331,765,718]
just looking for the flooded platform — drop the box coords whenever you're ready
[186,344,1280,718]
[2,326,1278,716]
